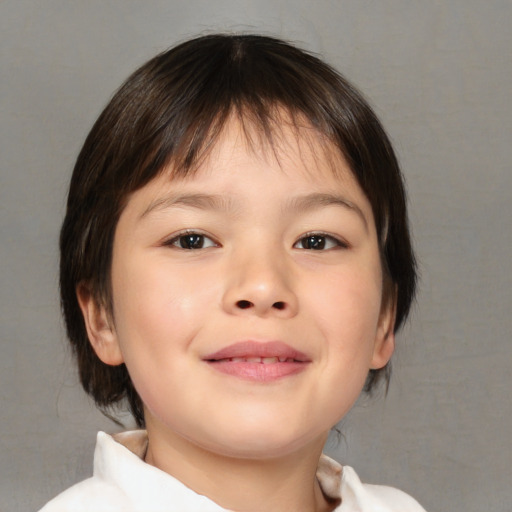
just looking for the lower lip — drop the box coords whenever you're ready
[206,360,309,381]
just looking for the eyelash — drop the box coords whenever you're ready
[293,232,349,251]
[163,230,219,250]
[163,230,348,251]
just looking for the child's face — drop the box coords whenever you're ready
[84,117,395,459]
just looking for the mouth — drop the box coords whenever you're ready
[203,341,311,381]
[211,356,300,363]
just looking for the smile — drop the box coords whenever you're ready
[214,356,298,363]
[204,341,311,381]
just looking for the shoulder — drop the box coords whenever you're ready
[38,431,137,512]
[38,477,131,512]
[316,455,426,511]
[38,431,226,512]
[339,466,427,511]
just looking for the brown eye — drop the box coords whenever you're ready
[294,234,345,250]
[179,234,205,249]
[300,235,326,250]
[167,232,217,250]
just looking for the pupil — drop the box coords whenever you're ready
[305,236,325,250]
[181,234,203,249]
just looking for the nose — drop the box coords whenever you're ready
[222,249,299,318]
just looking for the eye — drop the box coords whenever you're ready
[294,233,346,251]
[165,231,218,250]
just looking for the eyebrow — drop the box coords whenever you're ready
[140,193,236,218]
[285,193,369,231]
[140,191,368,230]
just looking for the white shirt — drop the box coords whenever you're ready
[39,431,426,511]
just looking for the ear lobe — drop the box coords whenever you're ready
[76,282,124,366]
[370,290,397,370]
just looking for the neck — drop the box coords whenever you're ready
[144,422,336,512]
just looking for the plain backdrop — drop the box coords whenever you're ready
[1,1,511,511]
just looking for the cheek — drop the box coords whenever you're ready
[111,255,217,357]
[109,258,212,414]
[310,269,382,324]
[307,266,383,356]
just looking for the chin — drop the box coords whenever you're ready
[202,422,324,460]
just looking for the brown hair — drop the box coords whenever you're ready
[60,33,416,427]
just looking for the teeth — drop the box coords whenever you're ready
[225,357,293,363]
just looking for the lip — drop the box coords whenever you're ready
[203,341,311,382]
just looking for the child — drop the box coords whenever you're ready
[41,34,425,511]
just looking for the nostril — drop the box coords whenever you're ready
[236,300,253,309]
[273,301,285,310]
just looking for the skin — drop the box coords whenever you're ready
[78,118,396,512]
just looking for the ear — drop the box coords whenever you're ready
[76,282,124,366]
[370,288,397,370]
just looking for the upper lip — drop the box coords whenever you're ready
[204,341,310,362]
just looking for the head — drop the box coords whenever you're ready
[60,33,416,428]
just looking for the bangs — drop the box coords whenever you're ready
[106,34,358,194]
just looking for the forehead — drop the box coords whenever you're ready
[165,111,359,189]
[122,114,375,234]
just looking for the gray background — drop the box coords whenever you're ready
[1,1,511,511]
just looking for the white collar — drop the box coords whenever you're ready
[91,430,424,512]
